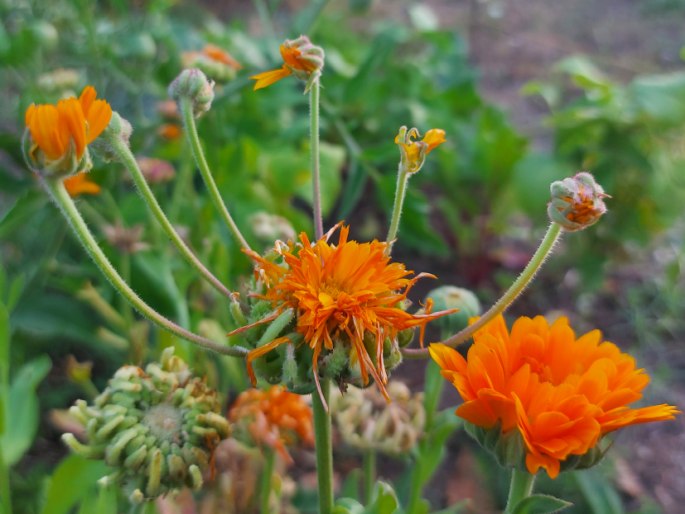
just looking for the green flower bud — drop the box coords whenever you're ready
[169,68,215,118]
[425,285,482,336]
[62,348,230,503]
[548,172,608,231]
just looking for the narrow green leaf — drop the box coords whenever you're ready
[573,469,623,514]
[511,494,572,514]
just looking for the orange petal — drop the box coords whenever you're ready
[57,98,87,158]
[251,66,292,90]
[85,99,112,144]
[64,172,101,197]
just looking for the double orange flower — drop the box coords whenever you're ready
[431,315,679,478]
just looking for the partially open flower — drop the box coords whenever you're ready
[230,224,455,404]
[251,35,324,92]
[228,386,314,463]
[24,85,112,177]
[548,172,608,231]
[182,44,241,83]
[395,126,446,173]
[430,315,680,479]
[62,348,230,502]
[330,381,425,455]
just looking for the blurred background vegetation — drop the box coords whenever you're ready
[1,0,685,513]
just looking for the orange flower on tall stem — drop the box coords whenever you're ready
[430,315,679,479]
[251,36,324,91]
[241,224,455,403]
[228,386,314,463]
[25,86,112,168]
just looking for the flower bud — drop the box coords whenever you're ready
[93,111,133,162]
[548,172,608,231]
[169,68,215,118]
[62,348,230,502]
[425,285,482,335]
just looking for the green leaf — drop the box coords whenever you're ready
[1,355,51,466]
[0,301,8,437]
[573,469,623,514]
[40,455,109,514]
[366,481,399,514]
[554,56,611,92]
[630,72,685,124]
[511,494,572,514]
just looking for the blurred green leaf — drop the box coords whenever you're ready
[573,469,623,514]
[630,72,685,124]
[511,494,572,514]
[1,355,51,466]
[40,455,109,514]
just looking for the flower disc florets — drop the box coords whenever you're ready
[230,224,454,403]
[62,348,230,502]
[548,172,608,231]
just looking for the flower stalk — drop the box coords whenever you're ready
[42,177,248,358]
[362,449,376,504]
[385,160,410,256]
[179,96,252,252]
[103,126,234,299]
[310,79,323,239]
[504,469,536,514]
[259,447,276,514]
[403,222,563,359]
[312,380,334,514]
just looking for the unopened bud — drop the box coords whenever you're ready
[425,285,481,335]
[548,172,608,231]
[95,112,133,161]
[169,68,215,118]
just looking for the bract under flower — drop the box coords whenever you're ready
[430,315,679,478]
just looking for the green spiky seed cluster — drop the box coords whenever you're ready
[63,348,230,503]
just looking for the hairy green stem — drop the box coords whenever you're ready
[402,223,563,359]
[42,178,247,358]
[310,80,324,239]
[385,162,410,256]
[504,468,536,514]
[312,380,333,514]
[259,448,276,514]
[180,97,252,252]
[104,129,234,298]
[362,449,376,504]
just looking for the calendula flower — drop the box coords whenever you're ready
[228,386,314,463]
[548,172,609,231]
[24,86,112,176]
[395,126,446,173]
[238,224,454,402]
[63,171,101,197]
[430,315,679,479]
[183,44,241,83]
[251,36,324,91]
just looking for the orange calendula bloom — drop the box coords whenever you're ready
[251,36,324,91]
[228,386,314,462]
[430,315,679,479]
[395,126,446,173]
[242,224,454,402]
[25,86,112,163]
[64,172,101,197]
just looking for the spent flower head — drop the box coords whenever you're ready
[62,348,230,502]
[548,172,608,231]
[251,35,324,92]
[430,315,679,479]
[395,126,446,173]
[228,385,314,463]
[24,85,112,177]
[330,381,425,455]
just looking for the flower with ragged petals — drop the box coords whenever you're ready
[64,171,100,197]
[430,315,679,479]
[228,386,313,462]
[24,86,112,177]
[251,36,324,91]
[395,126,446,173]
[233,224,455,403]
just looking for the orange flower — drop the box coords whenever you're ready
[243,224,454,402]
[228,386,314,462]
[158,123,182,140]
[430,315,679,479]
[64,172,101,197]
[200,44,242,69]
[251,36,324,91]
[395,127,446,173]
[25,86,112,162]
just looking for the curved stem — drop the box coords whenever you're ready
[312,379,333,514]
[259,448,275,514]
[42,177,247,358]
[310,80,323,240]
[504,468,536,514]
[385,162,410,256]
[104,128,235,298]
[362,449,376,504]
[180,97,252,252]
[402,223,563,359]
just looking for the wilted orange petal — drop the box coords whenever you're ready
[251,66,292,90]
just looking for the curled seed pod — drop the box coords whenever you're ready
[62,348,230,503]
